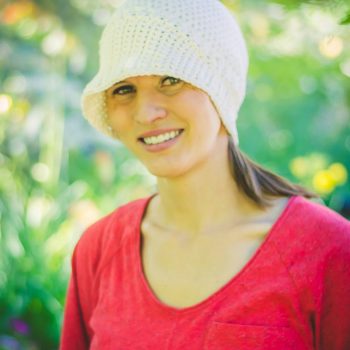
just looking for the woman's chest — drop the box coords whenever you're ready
[140,226,269,309]
[88,242,313,350]
[87,197,313,349]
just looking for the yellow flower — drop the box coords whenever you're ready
[312,170,336,194]
[328,163,348,186]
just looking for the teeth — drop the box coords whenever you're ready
[143,130,181,145]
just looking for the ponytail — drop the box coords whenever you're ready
[228,137,320,208]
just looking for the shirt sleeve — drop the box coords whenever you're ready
[59,247,90,350]
[316,223,350,350]
[275,198,350,350]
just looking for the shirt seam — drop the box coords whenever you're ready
[271,240,315,349]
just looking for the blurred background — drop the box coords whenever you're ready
[0,0,349,348]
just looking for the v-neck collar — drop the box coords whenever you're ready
[134,194,299,315]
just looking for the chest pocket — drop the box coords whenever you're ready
[203,322,309,350]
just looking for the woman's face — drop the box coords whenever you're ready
[105,75,228,178]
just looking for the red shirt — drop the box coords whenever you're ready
[60,195,350,349]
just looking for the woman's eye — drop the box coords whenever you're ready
[112,85,135,95]
[162,76,182,86]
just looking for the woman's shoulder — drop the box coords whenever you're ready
[286,195,350,237]
[273,195,350,270]
[273,196,350,317]
[73,195,152,262]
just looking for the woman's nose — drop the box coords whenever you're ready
[133,94,167,124]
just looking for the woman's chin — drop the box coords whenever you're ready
[145,162,189,179]
[146,168,182,179]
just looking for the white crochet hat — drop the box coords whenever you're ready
[81,0,249,145]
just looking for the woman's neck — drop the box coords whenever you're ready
[150,142,265,238]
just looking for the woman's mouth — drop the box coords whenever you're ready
[140,129,184,145]
[138,129,184,152]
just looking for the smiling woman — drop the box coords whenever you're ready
[59,1,350,349]
[105,74,226,178]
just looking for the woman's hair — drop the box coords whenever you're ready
[227,137,320,208]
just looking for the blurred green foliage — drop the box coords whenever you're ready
[0,0,349,348]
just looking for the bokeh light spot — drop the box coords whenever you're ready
[42,29,67,56]
[1,2,35,25]
[31,163,50,183]
[289,157,308,178]
[26,196,53,228]
[17,18,38,38]
[0,94,13,114]
[319,35,344,59]
[69,200,100,226]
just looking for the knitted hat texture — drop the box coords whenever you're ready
[81,0,249,145]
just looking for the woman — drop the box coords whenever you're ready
[60,1,350,349]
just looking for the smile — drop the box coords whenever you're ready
[141,130,183,145]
